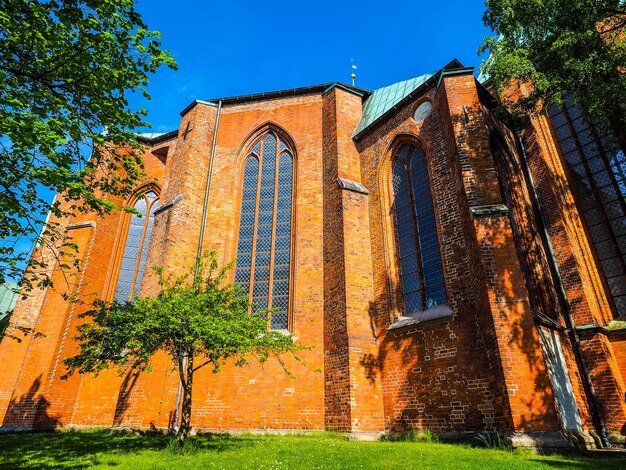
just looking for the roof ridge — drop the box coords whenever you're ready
[202,82,372,106]
[352,70,438,139]
[372,71,435,92]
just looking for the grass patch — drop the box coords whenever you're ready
[381,429,439,443]
[0,429,623,469]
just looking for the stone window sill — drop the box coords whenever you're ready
[272,328,291,336]
[388,304,452,332]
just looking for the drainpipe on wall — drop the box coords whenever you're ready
[172,100,223,432]
[513,131,611,448]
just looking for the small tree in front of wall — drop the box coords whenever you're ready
[62,251,304,441]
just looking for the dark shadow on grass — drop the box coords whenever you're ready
[0,431,624,469]
[0,430,254,469]
[526,459,608,468]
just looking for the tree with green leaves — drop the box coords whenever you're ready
[480,0,626,146]
[62,252,305,441]
[0,0,176,290]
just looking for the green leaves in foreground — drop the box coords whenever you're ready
[63,252,303,378]
[480,0,626,142]
[0,0,176,289]
[63,251,306,439]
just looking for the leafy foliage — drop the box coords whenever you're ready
[480,0,626,139]
[62,252,305,439]
[0,312,45,343]
[0,0,176,289]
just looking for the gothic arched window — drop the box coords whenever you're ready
[549,102,626,317]
[234,131,294,330]
[113,190,159,302]
[391,144,446,313]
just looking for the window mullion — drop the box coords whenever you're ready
[287,156,295,331]
[562,106,626,278]
[405,163,427,311]
[267,143,280,327]
[249,141,264,311]
[130,195,150,300]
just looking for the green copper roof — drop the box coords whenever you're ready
[0,282,18,320]
[353,71,437,137]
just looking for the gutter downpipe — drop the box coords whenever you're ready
[513,130,611,448]
[172,100,223,432]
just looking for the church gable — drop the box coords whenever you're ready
[1,60,625,448]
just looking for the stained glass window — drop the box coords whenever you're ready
[113,191,159,302]
[235,131,293,330]
[548,100,626,317]
[391,144,445,313]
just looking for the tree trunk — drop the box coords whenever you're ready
[606,104,626,156]
[178,354,194,442]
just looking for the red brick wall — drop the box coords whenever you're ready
[73,95,329,431]
[482,115,596,432]
[610,334,626,393]
[359,84,500,432]
[357,71,570,434]
[1,93,330,431]
[577,329,626,433]
[2,71,622,439]
[322,87,384,433]
[0,144,167,428]
[500,81,626,434]
[322,88,351,430]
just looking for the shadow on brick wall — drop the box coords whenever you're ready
[3,375,60,429]
[113,370,140,426]
[518,125,626,434]
[498,127,589,433]
[353,115,587,437]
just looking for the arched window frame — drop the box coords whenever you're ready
[106,183,160,302]
[233,126,297,331]
[548,102,626,320]
[387,139,447,316]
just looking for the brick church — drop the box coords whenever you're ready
[2,59,626,448]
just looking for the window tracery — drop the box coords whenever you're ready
[235,131,294,330]
[391,144,446,312]
[113,190,159,302]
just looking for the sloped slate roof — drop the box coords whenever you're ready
[165,59,468,144]
[136,129,179,145]
[137,132,167,140]
[353,71,436,137]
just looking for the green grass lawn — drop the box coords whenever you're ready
[0,430,624,469]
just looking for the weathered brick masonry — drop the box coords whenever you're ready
[1,60,625,447]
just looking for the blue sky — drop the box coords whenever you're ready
[133,0,492,133]
[7,1,493,281]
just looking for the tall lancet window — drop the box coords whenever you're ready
[113,190,159,302]
[392,144,446,313]
[234,131,294,330]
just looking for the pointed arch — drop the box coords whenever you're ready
[233,126,296,331]
[235,121,298,169]
[106,183,161,302]
[380,135,446,316]
[124,181,161,208]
